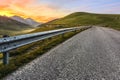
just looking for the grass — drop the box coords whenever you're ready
[48,12,120,30]
[32,25,65,33]
[0,54,2,59]
[0,29,36,38]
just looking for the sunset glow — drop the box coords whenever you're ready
[0,0,67,22]
[0,11,13,17]
[0,0,120,22]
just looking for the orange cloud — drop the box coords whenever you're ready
[0,0,66,22]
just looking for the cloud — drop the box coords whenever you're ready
[0,0,120,22]
[0,0,66,22]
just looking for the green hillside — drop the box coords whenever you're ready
[48,12,120,30]
[0,16,33,36]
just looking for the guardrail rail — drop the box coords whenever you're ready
[0,26,91,65]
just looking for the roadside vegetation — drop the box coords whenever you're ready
[0,29,35,38]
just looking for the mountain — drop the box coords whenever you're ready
[11,16,41,27]
[48,12,120,30]
[0,16,33,36]
[25,18,41,27]
[0,16,32,30]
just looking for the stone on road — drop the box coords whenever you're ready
[3,27,120,80]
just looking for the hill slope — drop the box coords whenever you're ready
[0,16,32,30]
[49,12,120,30]
[0,16,33,36]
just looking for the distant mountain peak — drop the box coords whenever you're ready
[11,16,42,27]
[0,16,32,31]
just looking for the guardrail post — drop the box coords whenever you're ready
[2,35,10,65]
[3,52,9,65]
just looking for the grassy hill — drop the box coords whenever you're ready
[0,16,33,36]
[47,12,120,30]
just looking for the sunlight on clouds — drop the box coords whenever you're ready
[0,0,119,22]
[0,0,66,22]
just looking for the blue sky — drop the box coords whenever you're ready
[37,0,120,14]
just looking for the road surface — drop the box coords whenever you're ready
[3,27,120,80]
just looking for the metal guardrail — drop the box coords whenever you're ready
[0,27,90,65]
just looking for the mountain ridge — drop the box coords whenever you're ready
[11,16,42,27]
[0,16,32,30]
[0,16,33,36]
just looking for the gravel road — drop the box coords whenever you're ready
[3,27,120,80]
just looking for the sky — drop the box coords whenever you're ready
[0,0,120,22]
